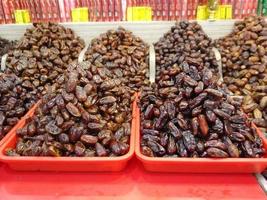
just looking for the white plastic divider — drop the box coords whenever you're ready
[1,53,8,71]
[78,43,90,63]
[212,47,223,84]
[149,44,156,84]
[0,21,236,43]
[255,173,267,193]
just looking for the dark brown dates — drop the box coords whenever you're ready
[216,16,267,132]
[0,73,37,140]
[139,21,265,159]
[6,23,85,99]
[6,61,134,157]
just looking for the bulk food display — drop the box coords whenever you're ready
[216,16,267,132]
[0,37,16,59]
[0,17,266,173]
[139,21,265,158]
[84,27,149,91]
[0,22,85,143]
[4,27,149,157]
[5,23,85,99]
[5,63,132,157]
[0,73,37,140]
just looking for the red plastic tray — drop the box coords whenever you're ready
[135,106,267,173]
[0,103,40,149]
[0,101,136,172]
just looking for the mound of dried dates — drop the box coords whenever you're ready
[84,27,149,91]
[0,37,16,59]
[0,73,37,140]
[139,21,265,158]
[6,23,85,98]
[216,16,267,131]
[6,62,133,157]
[155,21,219,77]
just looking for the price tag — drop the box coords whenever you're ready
[71,7,89,22]
[127,7,152,21]
[196,6,208,20]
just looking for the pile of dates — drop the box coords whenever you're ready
[216,16,267,131]
[6,62,133,157]
[155,21,219,77]
[139,21,265,158]
[0,37,16,59]
[0,73,37,140]
[6,23,85,98]
[84,27,149,91]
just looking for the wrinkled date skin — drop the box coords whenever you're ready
[216,16,267,132]
[139,21,265,159]
[6,62,134,157]
[0,37,16,59]
[6,23,85,98]
[84,27,149,91]
[154,21,219,79]
[0,73,37,140]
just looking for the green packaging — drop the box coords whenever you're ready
[263,0,267,16]
[257,0,262,16]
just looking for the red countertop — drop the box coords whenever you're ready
[0,158,266,200]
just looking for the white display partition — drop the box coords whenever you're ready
[0,20,236,44]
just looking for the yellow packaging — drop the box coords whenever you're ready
[215,5,226,19]
[225,5,233,19]
[197,6,208,20]
[14,10,24,24]
[144,7,152,21]
[133,7,145,21]
[127,7,152,21]
[71,8,81,22]
[80,7,89,22]
[72,8,90,22]
[23,10,31,23]
[127,7,134,21]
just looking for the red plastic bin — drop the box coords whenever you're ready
[0,103,40,149]
[0,101,136,172]
[135,106,267,173]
